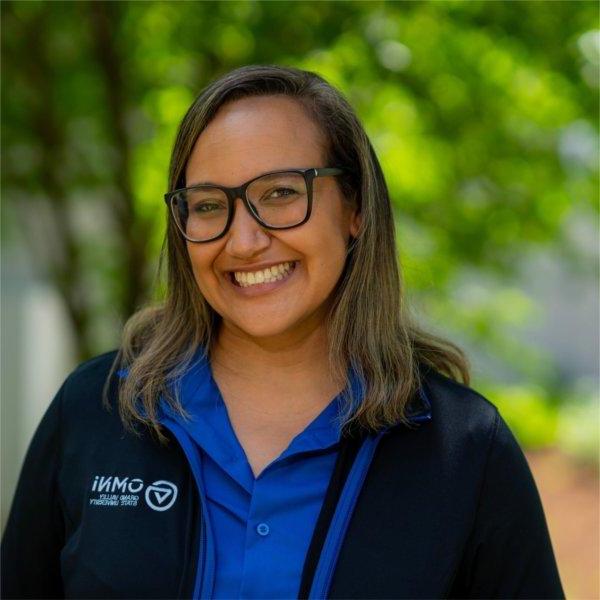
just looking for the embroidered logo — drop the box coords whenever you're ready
[89,475,178,511]
[145,480,178,511]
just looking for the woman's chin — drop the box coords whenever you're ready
[219,308,326,347]
[224,319,300,343]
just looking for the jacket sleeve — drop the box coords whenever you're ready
[456,410,565,599]
[1,383,66,599]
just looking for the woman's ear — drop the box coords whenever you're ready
[349,208,362,238]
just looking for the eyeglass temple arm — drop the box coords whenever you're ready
[313,167,345,177]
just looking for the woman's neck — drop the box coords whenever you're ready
[209,319,344,420]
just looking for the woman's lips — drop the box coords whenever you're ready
[227,261,298,292]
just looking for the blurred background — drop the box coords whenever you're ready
[1,1,598,596]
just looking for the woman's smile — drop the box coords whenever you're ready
[226,260,299,295]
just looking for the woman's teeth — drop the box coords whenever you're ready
[233,261,296,287]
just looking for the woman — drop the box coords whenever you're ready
[2,65,564,599]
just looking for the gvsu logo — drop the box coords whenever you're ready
[89,475,178,511]
[145,480,178,511]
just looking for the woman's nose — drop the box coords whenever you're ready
[225,197,271,259]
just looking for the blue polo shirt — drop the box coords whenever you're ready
[171,353,353,599]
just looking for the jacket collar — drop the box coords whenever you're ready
[405,384,433,424]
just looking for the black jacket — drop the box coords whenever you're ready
[1,351,565,599]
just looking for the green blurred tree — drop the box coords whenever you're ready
[2,0,597,374]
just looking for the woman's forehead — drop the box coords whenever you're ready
[206,95,318,136]
[185,96,327,186]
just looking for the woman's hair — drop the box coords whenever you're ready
[105,64,469,444]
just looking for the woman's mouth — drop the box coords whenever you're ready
[229,261,297,288]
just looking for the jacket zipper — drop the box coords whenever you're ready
[160,417,213,599]
[307,430,387,599]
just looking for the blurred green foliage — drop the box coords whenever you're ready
[1,1,598,451]
[481,379,599,464]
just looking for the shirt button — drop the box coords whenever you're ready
[256,522,270,536]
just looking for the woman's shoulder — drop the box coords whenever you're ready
[415,366,510,455]
[384,368,535,506]
[61,350,119,397]
[26,350,126,455]
[67,349,120,384]
[55,349,120,417]
[422,367,499,428]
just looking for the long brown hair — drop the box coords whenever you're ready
[105,64,469,444]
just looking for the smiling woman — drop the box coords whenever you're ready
[2,65,565,599]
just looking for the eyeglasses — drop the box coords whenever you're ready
[164,167,344,243]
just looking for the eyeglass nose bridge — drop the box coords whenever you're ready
[222,182,268,232]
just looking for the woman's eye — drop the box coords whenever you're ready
[192,202,224,214]
[267,187,297,199]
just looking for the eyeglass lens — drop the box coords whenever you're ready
[171,171,309,241]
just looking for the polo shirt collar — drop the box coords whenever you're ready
[159,351,347,489]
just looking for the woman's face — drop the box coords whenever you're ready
[184,95,360,343]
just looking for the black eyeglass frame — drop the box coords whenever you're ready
[163,167,345,243]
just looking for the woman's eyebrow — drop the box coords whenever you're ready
[185,178,222,187]
[185,167,306,189]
